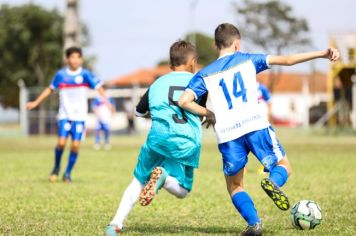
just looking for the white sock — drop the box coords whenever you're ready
[163,176,189,199]
[110,177,143,229]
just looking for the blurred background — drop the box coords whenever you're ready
[0,0,356,137]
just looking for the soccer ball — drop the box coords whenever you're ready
[290,200,322,230]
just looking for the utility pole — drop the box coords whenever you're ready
[64,0,81,50]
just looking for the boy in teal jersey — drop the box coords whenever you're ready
[105,40,208,236]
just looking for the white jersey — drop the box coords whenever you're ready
[186,52,271,144]
[91,96,115,124]
[50,67,102,122]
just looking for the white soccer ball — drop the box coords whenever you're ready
[290,200,322,230]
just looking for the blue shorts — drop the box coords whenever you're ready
[218,126,286,176]
[96,122,110,132]
[134,143,195,191]
[58,119,85,141]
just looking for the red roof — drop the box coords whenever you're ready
[108,65,172,87]
[109,65,327,93]
[257,72,327,93]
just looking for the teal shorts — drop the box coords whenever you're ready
[133,143,195,191]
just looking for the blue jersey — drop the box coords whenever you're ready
[137,71,206,168]
[50,67,102,121]
[186,52,271,143]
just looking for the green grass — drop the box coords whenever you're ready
[0,129,356,235]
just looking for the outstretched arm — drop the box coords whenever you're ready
[178,90,215,128]
[26,87,53,110]
[268,48,340,66]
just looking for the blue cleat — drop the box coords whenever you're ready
[139,167,168,206]
[105,224,121,236]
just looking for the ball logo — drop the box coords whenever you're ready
[74,75,84,84]
[64,122,71,131]
[76,124,84,133]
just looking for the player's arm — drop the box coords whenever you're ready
[178,90,215,128]
[26,87,53,110]
[97,86,115,113]
[136,89,150,119]
[268,48,340,66]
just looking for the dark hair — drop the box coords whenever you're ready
[65,46,82,58]
[214,23,241,50]
[169,40,196,68]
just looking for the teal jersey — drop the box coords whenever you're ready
[146,71,202,168]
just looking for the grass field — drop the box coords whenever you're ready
[0,129,356,235]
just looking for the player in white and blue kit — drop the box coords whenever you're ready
[27,47,110,183]
[179,23,339,235]
[91,95,115,150]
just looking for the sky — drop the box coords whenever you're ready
[2,0,356,80]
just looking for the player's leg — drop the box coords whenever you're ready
[106,177,143,236]
[103,123,111,150]
[94,122,101,150]
[106,144,163,235]
[49,120,70,182]
[248,126,291,210]
[219,138,262,236]
[161,159,193,199]
[63,121,85,183]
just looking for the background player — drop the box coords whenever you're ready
[179,23,339,235]
[105,40,208,236]
[91,94,116,150]
[27,47,110,183]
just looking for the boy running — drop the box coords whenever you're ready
[105,40,207,236]
[179,23,339,235]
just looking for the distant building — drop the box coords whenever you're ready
[109,66,327,127]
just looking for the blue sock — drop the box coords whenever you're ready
[232,191,260,226]
[269,165,288,187]
[65,151,78,176]
[95,128,101,144]
[54,147,64,172]
[103,127,110,144]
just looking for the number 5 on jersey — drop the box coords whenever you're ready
[219,72,247,110]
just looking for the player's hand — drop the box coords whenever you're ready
[324,48,340,62]
[202,110,216,129]
[26,101,39,110]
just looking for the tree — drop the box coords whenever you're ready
[0,4,64,108]
[234,0,311,90]
[186,32,218,66]
[0,4,90,108]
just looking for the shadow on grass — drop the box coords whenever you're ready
[126,224,281,235]
[128,224,238,234]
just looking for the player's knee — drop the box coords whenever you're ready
[71,142,80,152]
[57,140,66,149]
[175,190,189,199]
[228,184,244,196]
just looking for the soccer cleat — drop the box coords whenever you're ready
[93,143,101,150]
[62,174,72,183]
[239,222,263,236]
[139,167,168,206]
[105,224,121,236]
[49,169,59,183]
[261,178,289,211]
[104,144,112,150]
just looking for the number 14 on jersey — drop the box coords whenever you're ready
[219,72,247,110]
